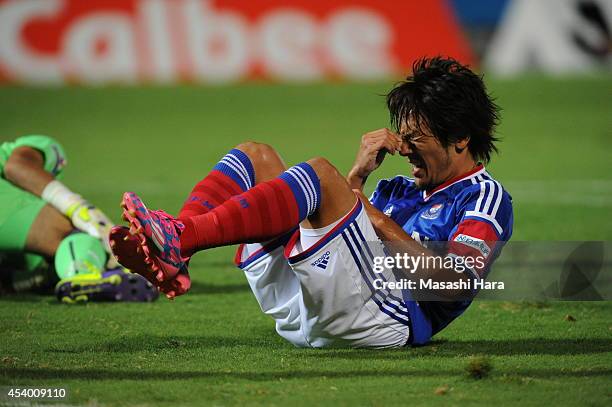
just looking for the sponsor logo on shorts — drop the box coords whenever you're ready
[311,251,331,270]
[454,234,491,257]
[420,203,444,219]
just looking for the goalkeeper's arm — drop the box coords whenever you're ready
[4,146,114,245]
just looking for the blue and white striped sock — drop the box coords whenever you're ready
[213,148,255,192]
[179,148,256,218]
[278,162,322,219]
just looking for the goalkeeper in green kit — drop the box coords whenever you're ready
[0,135,157,303]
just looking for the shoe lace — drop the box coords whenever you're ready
[81,260,103,276]
[151,209,185,233]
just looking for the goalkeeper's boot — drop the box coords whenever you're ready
[55,267,159,303]
[109,225,191,299]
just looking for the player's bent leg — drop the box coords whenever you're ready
[114,148,359,302]
[24,204,72,257]
[114,141,287,276]
[178,141,286,219]
[121,141,285,279]
[302,157,358,229]
[113,141,289,297]
[121,154,350,261]
[235,141,288,185]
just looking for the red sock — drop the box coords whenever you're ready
[179,163,321,255]
[178,148,255,218]
[178,171,243,218]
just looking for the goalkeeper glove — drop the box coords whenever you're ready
[41,180,115,255]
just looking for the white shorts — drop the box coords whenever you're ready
[235,200,413,348]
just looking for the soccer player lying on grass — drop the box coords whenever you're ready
[0,135,157,302]
[110,57,513,347]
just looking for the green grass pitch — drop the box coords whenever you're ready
[0,76,611,406]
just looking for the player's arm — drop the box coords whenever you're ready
[4,146,54,196]
[347,128,402,190]
[354,190,474,300]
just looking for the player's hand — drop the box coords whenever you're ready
[348,128,402,188]
[69,203,113,239]
[68,203,114,252]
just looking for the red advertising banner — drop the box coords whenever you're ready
[0,0,474,84]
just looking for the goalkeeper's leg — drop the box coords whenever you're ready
[26,206,108,278]
[0,182,108,280]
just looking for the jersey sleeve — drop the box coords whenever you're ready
[369,176,413,212]
[447,180,513,280]
[0,135,67,178]
[368,178,393,211]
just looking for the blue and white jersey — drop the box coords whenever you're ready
[370,164,513,337]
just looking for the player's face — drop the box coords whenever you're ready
[398,118,454,191]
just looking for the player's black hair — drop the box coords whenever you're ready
[386,56,500,163]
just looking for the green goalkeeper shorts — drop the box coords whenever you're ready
[0,178,46,251]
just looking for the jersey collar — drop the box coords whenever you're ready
[422,164,485,201]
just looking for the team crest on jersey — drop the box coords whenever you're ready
[384,205,394,216]
[454,234,491,257]
[421,203,444,220]
[311,251,331,270]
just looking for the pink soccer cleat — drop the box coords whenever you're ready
[109,226,191,299]
[120,192,187,282]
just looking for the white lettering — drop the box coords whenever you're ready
[0,0,63,83]
[183,0,249,83]
[259,10,322,81]
[327,8,395,79]
[64,13,137,83]
[139,0,176,82]
[0,0,398,84]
